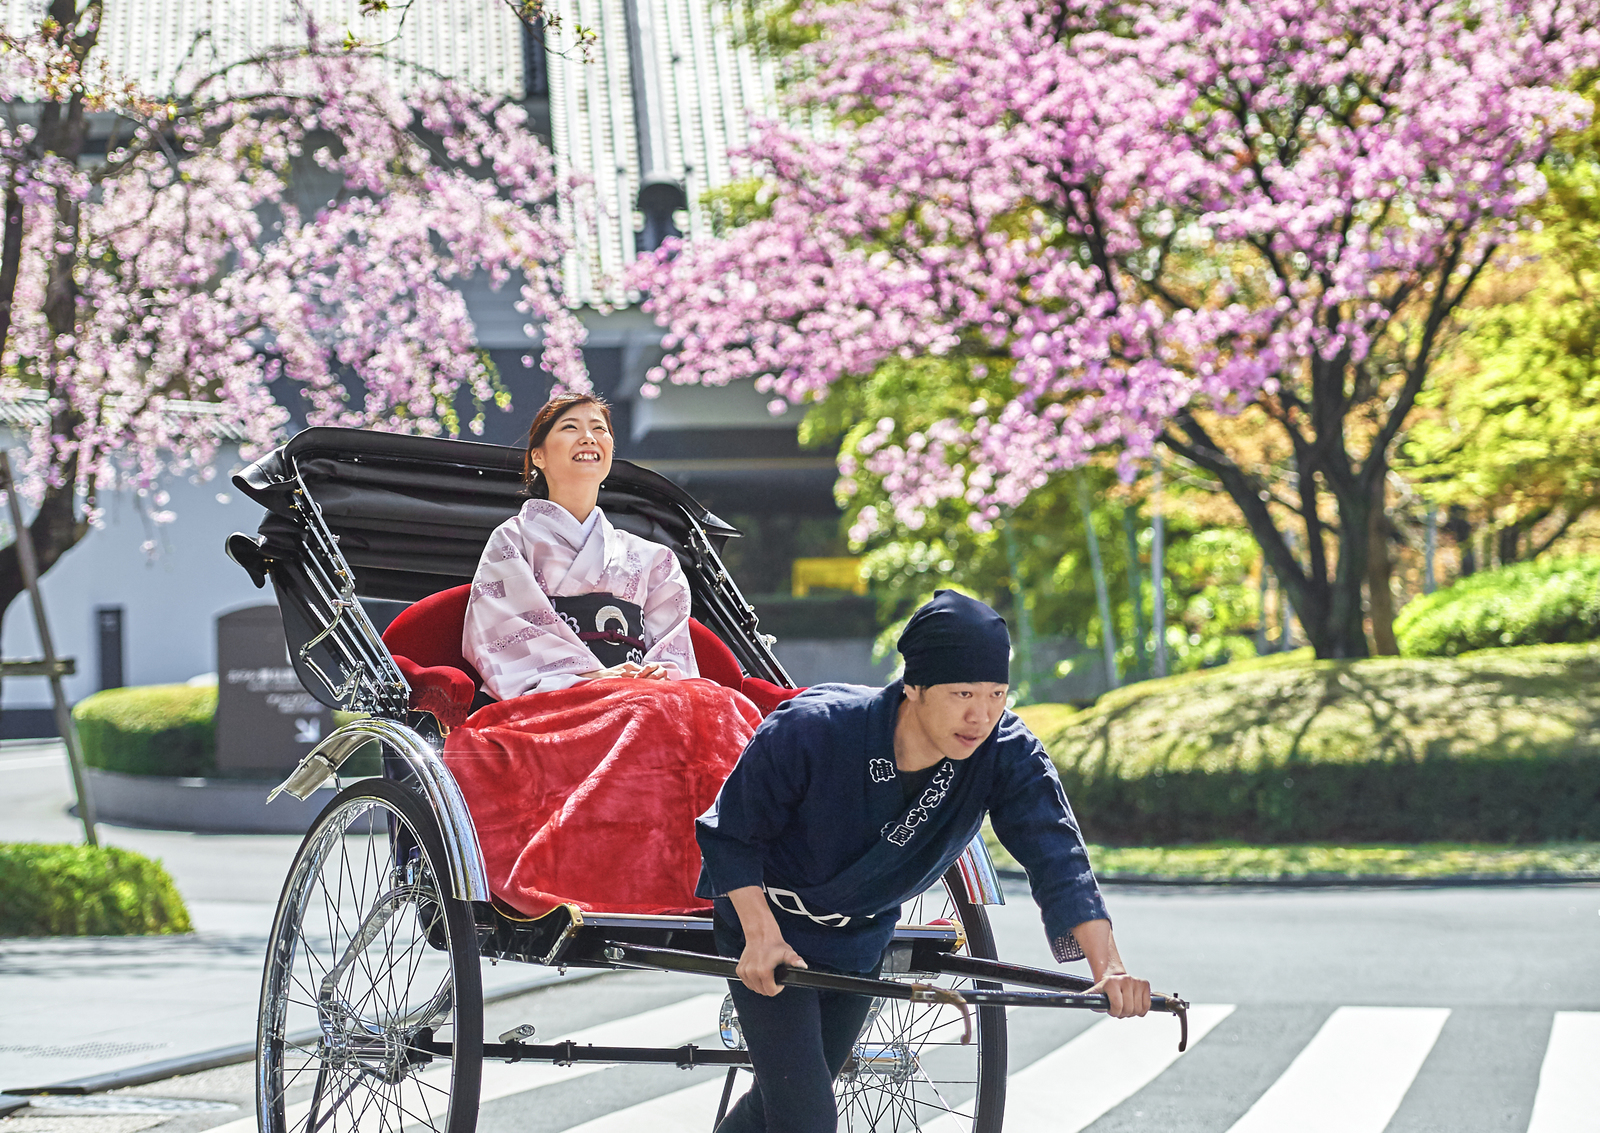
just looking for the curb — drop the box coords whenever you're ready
[997,868,1600,889]
[2,968,609,1099]
[82,767,337,835]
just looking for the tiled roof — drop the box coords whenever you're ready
[0,387,254,442]
[547,0,779,306]
[0,0,529,98]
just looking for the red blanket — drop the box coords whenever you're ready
[442,678,761,917]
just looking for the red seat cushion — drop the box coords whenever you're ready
[382,584,482,682]
[382,582,803,723]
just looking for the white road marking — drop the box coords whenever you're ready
[214,993,725,1133]
[1224,1006,1449,1133]
[474,992,726,1103]
[0,754,65,772]
[556,1075,729,1133]
[1526,1011,1600,1133]
[999,1003,1235,1132]
[574,1003,1233,1133]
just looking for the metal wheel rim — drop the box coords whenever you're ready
[258,790,466,1133]
[834,880,989,1131]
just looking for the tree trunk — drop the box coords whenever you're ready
[1366,479,1399,655]
[1444,505,1475,577]
[0,177,23,360]
[0,479,91,641]
[0,0,99,641]
[1496,523,1523,566]
[1163,413,1374,660]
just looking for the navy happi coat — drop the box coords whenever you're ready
[695,680,1109,971]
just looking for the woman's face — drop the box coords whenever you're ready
[530,402,614,494]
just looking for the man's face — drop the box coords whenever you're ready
[902,682,1009,762]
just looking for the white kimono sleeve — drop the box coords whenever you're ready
[462,524,598,700]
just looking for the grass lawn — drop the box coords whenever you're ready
[1007,643,1600,844]
[981,832,1600,882]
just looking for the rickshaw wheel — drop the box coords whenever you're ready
[257,777,484,1133]
[833,866,1007,1133]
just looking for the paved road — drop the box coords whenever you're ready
[4,741,1597,1132]
[0,745,569,1094]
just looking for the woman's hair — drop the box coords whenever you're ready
[523,393,614,492]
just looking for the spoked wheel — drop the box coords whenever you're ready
[834,865,1007,1132]
[257,777,483,1133]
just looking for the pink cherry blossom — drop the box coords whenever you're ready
[0,12,588,520]
[634,0,1596,531]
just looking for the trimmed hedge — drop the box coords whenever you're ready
[1019,645,1600,844]
[1395,556,1600,657]
[73,684,216,776]
[0,843,193,936]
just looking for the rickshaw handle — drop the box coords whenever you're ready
[596,942,1191,1052]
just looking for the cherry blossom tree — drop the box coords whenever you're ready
[635,0,1597,658]
[0,0,588,624]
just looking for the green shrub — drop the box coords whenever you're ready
[1024,645,1600,844]
[74,685,216,776]
[1395,556,1600,657]
[0,843,193,936]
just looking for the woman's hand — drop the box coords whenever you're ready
[583,661,670,680]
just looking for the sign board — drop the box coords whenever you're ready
[216,605,333,775]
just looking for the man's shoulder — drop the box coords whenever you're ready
[985,710,1049,765]
[752,682,886,736]
[771,682,883,720]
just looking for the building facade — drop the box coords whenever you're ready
[0,0,885,732]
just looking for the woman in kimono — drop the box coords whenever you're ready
[442,394,763,918]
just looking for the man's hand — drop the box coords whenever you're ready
[584,661,669,680]
[736,932,808,997]
[1088,970,1152,1018]
[1072,918,1151,1018]
[726,885,807,996]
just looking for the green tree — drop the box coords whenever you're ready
[801,356,1261,702]
[1401,100,1600,565]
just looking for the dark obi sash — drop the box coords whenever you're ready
[550,592,645,668]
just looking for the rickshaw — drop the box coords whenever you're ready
[227,427,1188,1133]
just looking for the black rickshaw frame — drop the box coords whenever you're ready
[229,427,1188,1133]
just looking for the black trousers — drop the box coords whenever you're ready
[714,914,878,1133]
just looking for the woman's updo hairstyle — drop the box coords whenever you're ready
[523,393,614,494]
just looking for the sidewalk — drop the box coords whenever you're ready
[0,743,573,1096]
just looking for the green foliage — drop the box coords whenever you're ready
[981,835,1600,880]
[700,177,776,238]
[1401,88,1600,540]
[73,685,216,777]
[1394,557,1600,656]
[1025,645,1600,844]
[800,354,1262,701]
[0,843,193,936]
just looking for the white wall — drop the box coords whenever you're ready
[1,443,270,708]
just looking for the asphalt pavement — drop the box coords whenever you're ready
[3,740,1597,1132]
[0,744,579,1095]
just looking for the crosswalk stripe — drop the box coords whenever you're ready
[555,1075,730,1133]
[999,1003,1235,1132]
[575,1003,1233,1133]
[475,992,726,1103]
[1224,1006,1449,1133]
[1526,1011,1600,1133]
[208,992,725,1133]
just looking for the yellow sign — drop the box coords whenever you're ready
[792,557,868,598]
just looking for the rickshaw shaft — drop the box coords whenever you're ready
[415,1038,753,1069]
[590,941,1191,1049]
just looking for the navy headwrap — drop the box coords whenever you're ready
[897,590,1012,687]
